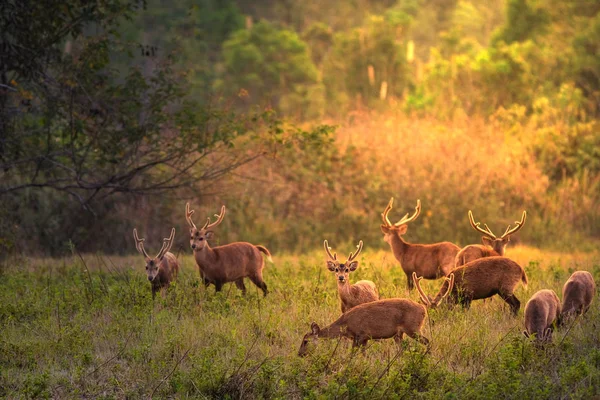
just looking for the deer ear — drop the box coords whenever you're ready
[311,322,320,335]
[326,261,336,271]
[482,236,493,246]
[380,225,390,234]
[205,231,214,239]
[397,224,408,235]
[348,261,359,271]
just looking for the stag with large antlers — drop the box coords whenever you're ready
[380,198,460,290]
[186,203,272,296]
[298,298,430,357]
[133,228,179,299]
[455,210,527,267]
[413,256,528,316]
[324,240,379,313]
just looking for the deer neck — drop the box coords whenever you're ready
[390,233,409,256]
[337,279,352,300]
[318,321,344,339]
[193,244,217,266]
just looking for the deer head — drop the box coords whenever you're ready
[186,203,226,251]
[412,272,455,308]
[468,210,527,255]
[380,198,421,242]
[324,240,364,283]
[298,322,320,357]
[133,228,176,282]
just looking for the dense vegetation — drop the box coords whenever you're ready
[1,249,599,398]
[1,0,599,256]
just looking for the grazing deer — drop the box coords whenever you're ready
[561,271,595,320]
[324,240,379,313]
[413,256,528,316]
[455,210,526,267]
[523,289,561,343]
[380,198,460,289]
[133,228,179,299]
[186,203,272,296]
[298,299,430,357]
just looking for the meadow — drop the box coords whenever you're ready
[2,246,600,399]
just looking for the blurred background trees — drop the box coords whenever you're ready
[1,0,599,255]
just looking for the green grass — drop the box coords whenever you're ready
[1,247,600,399]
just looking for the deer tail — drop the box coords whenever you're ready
[256,245,273,263]
[521,268,528,289]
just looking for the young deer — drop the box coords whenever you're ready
[380,198,460,290]
[523,289,561,343]
[133,228,179,299]
[455,210,526,267]
[186,203,272,296]
[324,240,379,313]
[298,298,430,357]
[561,271,595,320]
[413,256,528,316]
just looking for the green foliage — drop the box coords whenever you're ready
[493,0,550,44]
[219,20,321,117]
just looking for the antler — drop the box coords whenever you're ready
[468,210,497,239]
[133,229,150,259]
[186,203,197,229]
[412,272,431,306]
[201,205,226,230]
[347,240,363,263]
[323,240,337,261]
[383,198,422,227]
[440,274,455,301]
[156,228,176,259]
[500,211,527,239]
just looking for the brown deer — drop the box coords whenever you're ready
[413,256,528,316]
[324,240,379,313]
[186,203,272,296]
[455,210,526,267]
[133,228,179,299]
[523,289,561,343]
[298,298,430,357]
[380,198,460,290]
[561,271,595,320]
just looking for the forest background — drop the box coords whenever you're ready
[2,0,600,256]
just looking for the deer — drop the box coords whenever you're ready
[380,198,460,290]
[324,240,379,313]
[561,271,595,320]
[186,203,272,296]
[523,289,561,343]
[132,228,179,300]
[455,210,527,267]
[298,298,431,357]
[412,256,528,316]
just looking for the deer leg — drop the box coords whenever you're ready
[352,336,369,353]
[393,331,405,346]
[406,330,430,348]
[234,278,247,295]
[405,271,414,290]
[214,281,224,292]
[248,274,268,297]
[499,292,520,316]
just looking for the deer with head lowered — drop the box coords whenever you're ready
[298,298,431,357]
[523,289,561,343]
[133,228,179,299]
[380,198,460,290]
[186,203,272,296]
[456,210,526,267]
[413,256,528,316]
[324,240,379,313]
[561,271,595,321]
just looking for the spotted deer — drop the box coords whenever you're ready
[413,256,528,316]
[133,228,179,299]
[561,271,595,320]
[298,298,430,356]
[456,210,526,267]
[324,240,379,313]
[186,203,272,296]
[523,289,561,343]
[380,198,460,290]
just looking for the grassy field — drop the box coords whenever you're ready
[2,246,600,399]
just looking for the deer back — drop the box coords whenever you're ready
[446,256,527,301]
[524,289,560,339]
[393,239,460,278]
[194,241,264,282]
[562,271,595,316]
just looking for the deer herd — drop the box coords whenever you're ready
[132,198,596,357]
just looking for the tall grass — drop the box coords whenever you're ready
[2,248,600,398]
